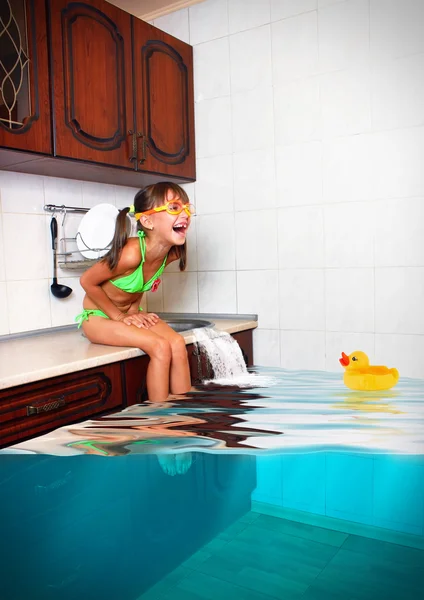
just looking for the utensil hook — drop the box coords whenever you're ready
[61,205,67,227]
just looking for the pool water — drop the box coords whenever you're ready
[1,367,423,599]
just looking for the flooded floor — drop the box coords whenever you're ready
[6,367,424,457]
[139,511,424,600]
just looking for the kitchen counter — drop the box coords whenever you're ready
[0,314,257,390]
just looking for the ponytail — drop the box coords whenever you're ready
[172,242,187,271]
[102,207,130,270]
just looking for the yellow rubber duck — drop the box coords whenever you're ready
[339,351,399,391]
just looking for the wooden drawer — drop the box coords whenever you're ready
[0,364,123,448]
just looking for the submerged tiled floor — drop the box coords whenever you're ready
[139,512,424,600]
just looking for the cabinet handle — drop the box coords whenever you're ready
[128,130,137,163]
[139,134,147,164]
[27,395,66,416]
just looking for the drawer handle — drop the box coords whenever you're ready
[27,396,66,416]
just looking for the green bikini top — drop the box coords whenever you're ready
[109,231,167,294]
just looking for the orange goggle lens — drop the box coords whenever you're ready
[135,201,196,220]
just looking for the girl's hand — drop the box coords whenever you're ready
[119,312,159,329]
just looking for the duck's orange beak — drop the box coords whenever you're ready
[339,352,349,367]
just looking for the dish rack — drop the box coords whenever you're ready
[44,203,112,270]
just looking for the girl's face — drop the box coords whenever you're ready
[149,188,192,246]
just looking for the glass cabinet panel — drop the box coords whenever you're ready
[0,0,31,130]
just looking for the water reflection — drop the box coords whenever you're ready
[3,368,424,457]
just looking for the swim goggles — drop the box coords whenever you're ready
[135,200,196,220]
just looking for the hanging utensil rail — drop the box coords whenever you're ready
[44,204,89,214]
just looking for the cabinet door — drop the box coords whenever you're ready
[0,363,124,448]
[132,19,196,180]
[48,0,135,168]
[0,0,51,155]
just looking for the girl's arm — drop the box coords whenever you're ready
[80,244,140,321]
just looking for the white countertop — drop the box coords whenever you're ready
[0,316,257,390]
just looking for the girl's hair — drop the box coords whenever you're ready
[103,182,189,271]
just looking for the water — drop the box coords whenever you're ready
[193,327,248,379]
[6,367,423,456]
[2,349,424,598]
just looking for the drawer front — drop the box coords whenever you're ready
[0,364,123,447]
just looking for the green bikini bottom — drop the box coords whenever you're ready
[75,307,143,329]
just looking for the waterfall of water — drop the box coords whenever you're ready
[192,327,247,379]
[192,327,278,388]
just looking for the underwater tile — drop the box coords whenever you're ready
[282,454,326,515]
[373,456,424,535]
[252,455,284,506]
[326,453,374,525]
[182,549,213,569]
[237,511,261,525]
[310,547,424,600]
[169,570,280,600]
[216,519,249,541]
[253,514,348,547]
[341,534,424,566]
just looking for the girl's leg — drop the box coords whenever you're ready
[148,320,191,395]
[82,317,172,401]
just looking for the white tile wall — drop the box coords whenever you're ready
[0,282,8,335]
[233,147,276,211]
[195,155,234,214]
[318,0,370,72]
[374,198,424,267]
[278,205,324,268]
[153,8,190,43]
[279,269,325,330]
[275,141,322,206]
[2,0,423,379]
[228,0,270,34]
[195,96,232,158]
[3,214,49,281]
[0,172,45,213]
[280,330,326,370]
[319,66,371,138]
[274,77,321,145]
[0,212,5,281]
[7,280,52,333]
[326,268,374,333]
[197,213,236,270]
[189,0,229,45]
[271,0,317,22]
[253,329,281,366]
[370,0,424,63]
[194,37,230,102]
[232,86,274,152]
[162,272,199,312]
[375,268,424,335]
[229,25,272,94]
[198,271,237,312]
[236,270,279,329]
[375,334,424,379]
[324,202,375,268]
[235,210,279,270]
[271,11,318,84]
[371,53,424,131]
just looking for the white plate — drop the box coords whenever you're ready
[76,203,119,259]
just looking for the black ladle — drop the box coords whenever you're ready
[50,216,72,299]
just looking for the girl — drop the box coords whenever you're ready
[76,182,195,402]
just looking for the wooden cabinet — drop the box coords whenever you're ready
[0,329,254,447]
[132,20,195,179]
[0,0,195,184]
[0,0,51,161]
[49,0,134,169]
[0,363,123,448]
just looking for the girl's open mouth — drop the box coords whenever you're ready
[173,222,188,235]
